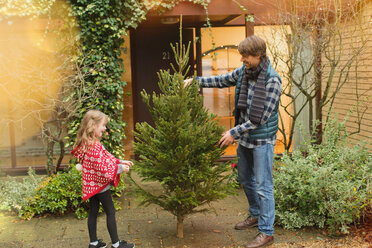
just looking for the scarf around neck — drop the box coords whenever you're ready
[237,56,269,125]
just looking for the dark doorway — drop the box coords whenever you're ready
[130,27,195,127]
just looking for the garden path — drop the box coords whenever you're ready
[0,174,370,248]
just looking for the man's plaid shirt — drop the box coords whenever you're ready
[196,65,282,149]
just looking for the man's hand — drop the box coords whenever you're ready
[184,78,193,87]
[218,131,235,148]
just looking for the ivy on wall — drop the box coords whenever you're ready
[66,0,147,157]
[66,0,213,157]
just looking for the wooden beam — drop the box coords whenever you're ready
[195,27,202,77]
[159,0,248,16]
[9,122,16,168]
[7,103,16,168]
[214,15,240,26]
[245,15,254,37]
[147,0,359,26]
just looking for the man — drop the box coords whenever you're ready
[185,35,282,248]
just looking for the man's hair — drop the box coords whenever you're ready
[238,35,266,57]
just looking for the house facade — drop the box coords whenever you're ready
[1,0,370,172]
[322,1,372,147]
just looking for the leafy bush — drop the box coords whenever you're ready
[273,117,372,234]
[20,165,126,220]
[0,168,44,214]
[227,162,240,189]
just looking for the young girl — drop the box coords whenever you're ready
[71,110,135,248]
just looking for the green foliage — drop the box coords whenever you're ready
[143,0,210,13]
[0,0,56,17]
[0,168,45,215]
[228,162,240,189]
[133,37,235,226]
[65,0,147,157]
[19,165,126,220]
[274,117,372,234]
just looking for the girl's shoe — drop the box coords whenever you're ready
[89,239,107,248]
[111,240,135,248]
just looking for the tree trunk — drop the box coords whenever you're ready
[177,216,184,238]
[55,139,65,173]
[314,21,323,145]
[46,140,55,176]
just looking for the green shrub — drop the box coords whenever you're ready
[273,118,372,234]
[0,168,44,214]
[20,165,126,220]
[227,162,240,189]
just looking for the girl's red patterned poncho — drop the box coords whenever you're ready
[71,141,120,201]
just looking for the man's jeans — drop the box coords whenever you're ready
[237,143,275,236]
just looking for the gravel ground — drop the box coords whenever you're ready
[271,236,371,248]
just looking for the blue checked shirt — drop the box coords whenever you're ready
[196,66,282,148]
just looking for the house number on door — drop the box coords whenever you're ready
[162,51,170,60]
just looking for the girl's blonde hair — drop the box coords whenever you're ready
[73,110,108,149]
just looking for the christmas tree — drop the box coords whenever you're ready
[133,29,235,238]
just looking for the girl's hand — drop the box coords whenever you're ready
[120,160,134,167]
[122,164,130,173]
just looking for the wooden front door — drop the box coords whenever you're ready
[130,27,195,127]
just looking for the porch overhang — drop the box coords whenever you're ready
[142,0,281,27]
[141,0,359,27]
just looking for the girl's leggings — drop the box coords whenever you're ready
[88,190,119,243]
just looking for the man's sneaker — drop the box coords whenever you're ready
[89,239,107,248]
[235,216,258,230]
[111,240,135,248]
